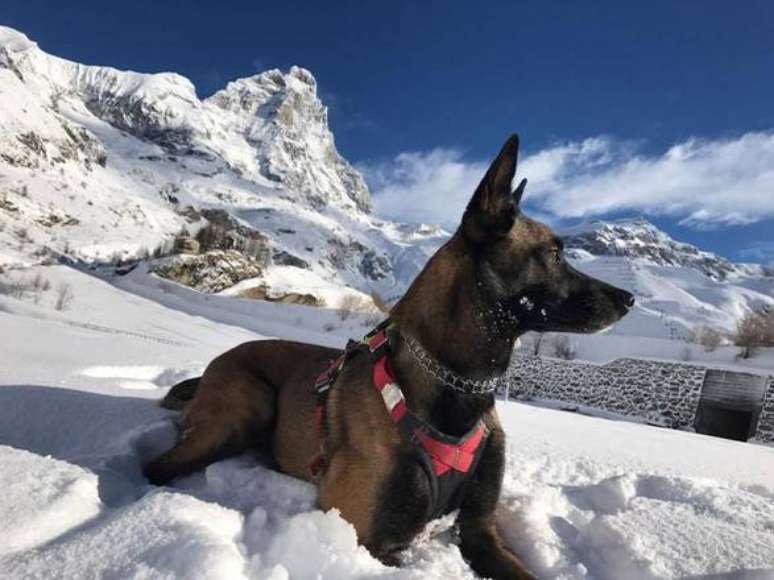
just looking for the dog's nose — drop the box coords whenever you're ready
[617,289,635,308]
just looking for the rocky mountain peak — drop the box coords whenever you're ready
[208,67,310,115]
[207,66,370,212]
[0,25,401,297]
[0,25,370,213]
[562,217,764,280]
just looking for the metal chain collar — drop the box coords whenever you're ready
[403,334,500,396]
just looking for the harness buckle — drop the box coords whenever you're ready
[368,330,390,361]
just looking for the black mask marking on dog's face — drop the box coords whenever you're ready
[460,134,634,337]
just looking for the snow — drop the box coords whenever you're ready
[561,217,767,280]
[2,265,774,579]
[3,486,247,580]
[0,447,101,557]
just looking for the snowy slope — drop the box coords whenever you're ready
[0,25,443,303]
[1,264,774,579]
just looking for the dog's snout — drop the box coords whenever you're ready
[616,288,635,309]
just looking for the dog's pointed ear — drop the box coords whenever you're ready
[461,134,525,243]
[512,177,527,207]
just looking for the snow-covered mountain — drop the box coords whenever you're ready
[563,217,769,281]
[0,25,443,305]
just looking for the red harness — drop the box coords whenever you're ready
[310,322,490,518]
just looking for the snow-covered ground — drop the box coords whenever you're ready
[2,265,774,579]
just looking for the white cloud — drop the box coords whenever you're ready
[363,132,774,230]
[362,149,487,228]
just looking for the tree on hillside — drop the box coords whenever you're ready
[690,325,723,352]
[733,307,774,359]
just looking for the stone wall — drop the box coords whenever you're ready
[504,356,774,441]
[503,356,708,430]
[753,377,774,443]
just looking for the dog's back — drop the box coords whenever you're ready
[145,339,338,485]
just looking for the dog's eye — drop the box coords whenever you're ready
[549,248,562,262]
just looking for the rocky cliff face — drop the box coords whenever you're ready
[207,67,370,212]
[0,26,368,211]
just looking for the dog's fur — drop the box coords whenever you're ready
[144,135,634,579]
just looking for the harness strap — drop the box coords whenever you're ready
[309,322,392,478]
[309,320,491,492]
[309,351,348,478]
[367,329,489,477]
[372,347,408,423]
[415,421,487,475]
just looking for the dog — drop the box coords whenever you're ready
[144,134,634,579]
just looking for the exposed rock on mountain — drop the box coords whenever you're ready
[208,67,370,212]
[0,25,439,301]
[152,251,264,293]
[562,218,768,281]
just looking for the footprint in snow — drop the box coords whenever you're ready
[79,365,197,390]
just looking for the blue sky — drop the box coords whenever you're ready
[3,0,773,262]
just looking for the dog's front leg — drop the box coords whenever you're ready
[458,419,535,580]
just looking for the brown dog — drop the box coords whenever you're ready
[144,134,634,579]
